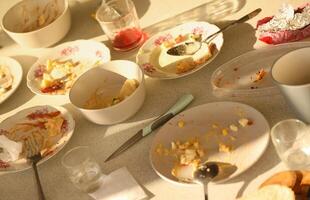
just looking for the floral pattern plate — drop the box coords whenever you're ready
[136,21,224,79]
[0,105,75,173]
[27,40,111,96]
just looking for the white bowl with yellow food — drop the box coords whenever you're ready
[26,40,111,96]
[136,21,224,79]
[69,60,145,125]
[0,56,23,104]
[1,0,71,48]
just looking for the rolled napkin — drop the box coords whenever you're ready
[89,167,148,200]
[0,135,22,162]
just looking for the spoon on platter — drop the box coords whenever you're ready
[166,8,262,56]
[192,161,237,200]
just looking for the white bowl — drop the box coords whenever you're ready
[69,60,145,125]
[1,0,71,48]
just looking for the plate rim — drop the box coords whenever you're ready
[0,56,23,104]
[149,101,270,186]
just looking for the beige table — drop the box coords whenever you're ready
[0,0,309,199]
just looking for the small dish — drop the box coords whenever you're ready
[211,42,310,97]
[0,56,23,104]
[1,0,71,48]
[27,40,111,96]
[69,60,145,125]
[136,21,224,79]
[0,105,75,173]
[150,101,270,186]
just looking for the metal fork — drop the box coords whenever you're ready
[24,137,46,200]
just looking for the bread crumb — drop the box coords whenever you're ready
[239,118,249,127]
[178,120,185,128]
[219,143,232,153]
[229,124,238,132]
[222,128,229,136]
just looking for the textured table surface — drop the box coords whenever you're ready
[0,0,309,199]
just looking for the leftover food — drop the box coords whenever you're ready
[34,59,98,94]
[0,108,68,168]
[84,79,139,109]
[22,2,60,32]
[0,65,13,95]
[150,33,216,74]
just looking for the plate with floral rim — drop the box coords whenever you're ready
[136,21,224,79]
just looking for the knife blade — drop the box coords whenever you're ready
[104,94,194,162]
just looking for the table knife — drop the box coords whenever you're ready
[104,94,194,162]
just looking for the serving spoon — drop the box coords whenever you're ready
[167,8,262,56]
[192,161,237,200]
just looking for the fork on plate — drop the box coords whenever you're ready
[24,136,46,200]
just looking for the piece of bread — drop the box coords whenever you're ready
[260,170,310,199]
[239,185,295,200]
[260,171,297,189]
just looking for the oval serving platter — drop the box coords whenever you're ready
[211,42,310,97]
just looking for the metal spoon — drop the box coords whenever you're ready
[167,8,262,56]
[192,161,237,200]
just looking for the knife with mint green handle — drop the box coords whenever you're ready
[105,94,194,162]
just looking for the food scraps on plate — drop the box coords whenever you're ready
[0,108,68,168]
[155,117,253,182]
[0,65,13,95]
[151,33,216,74]
[84,79,139,109]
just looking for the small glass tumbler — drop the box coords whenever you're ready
[96,0,144,51]
[62,146,103,192]
[271,119,310,169]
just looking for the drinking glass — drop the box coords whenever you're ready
[271,119,310,169]
[96,0,144,51]
[62,146,103,192]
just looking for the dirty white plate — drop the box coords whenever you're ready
[27,40,111,96]
[136,21,224,79]
[0,105,75,173]
[0,56,23,104]
[150,101,270,186]
[211,42,310,97]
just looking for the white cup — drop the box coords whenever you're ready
[271,47,310,123]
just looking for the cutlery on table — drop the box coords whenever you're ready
[24,137,46,200]
[105,94,194,162]
[167,8,262,56]
[193,161,237,200]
